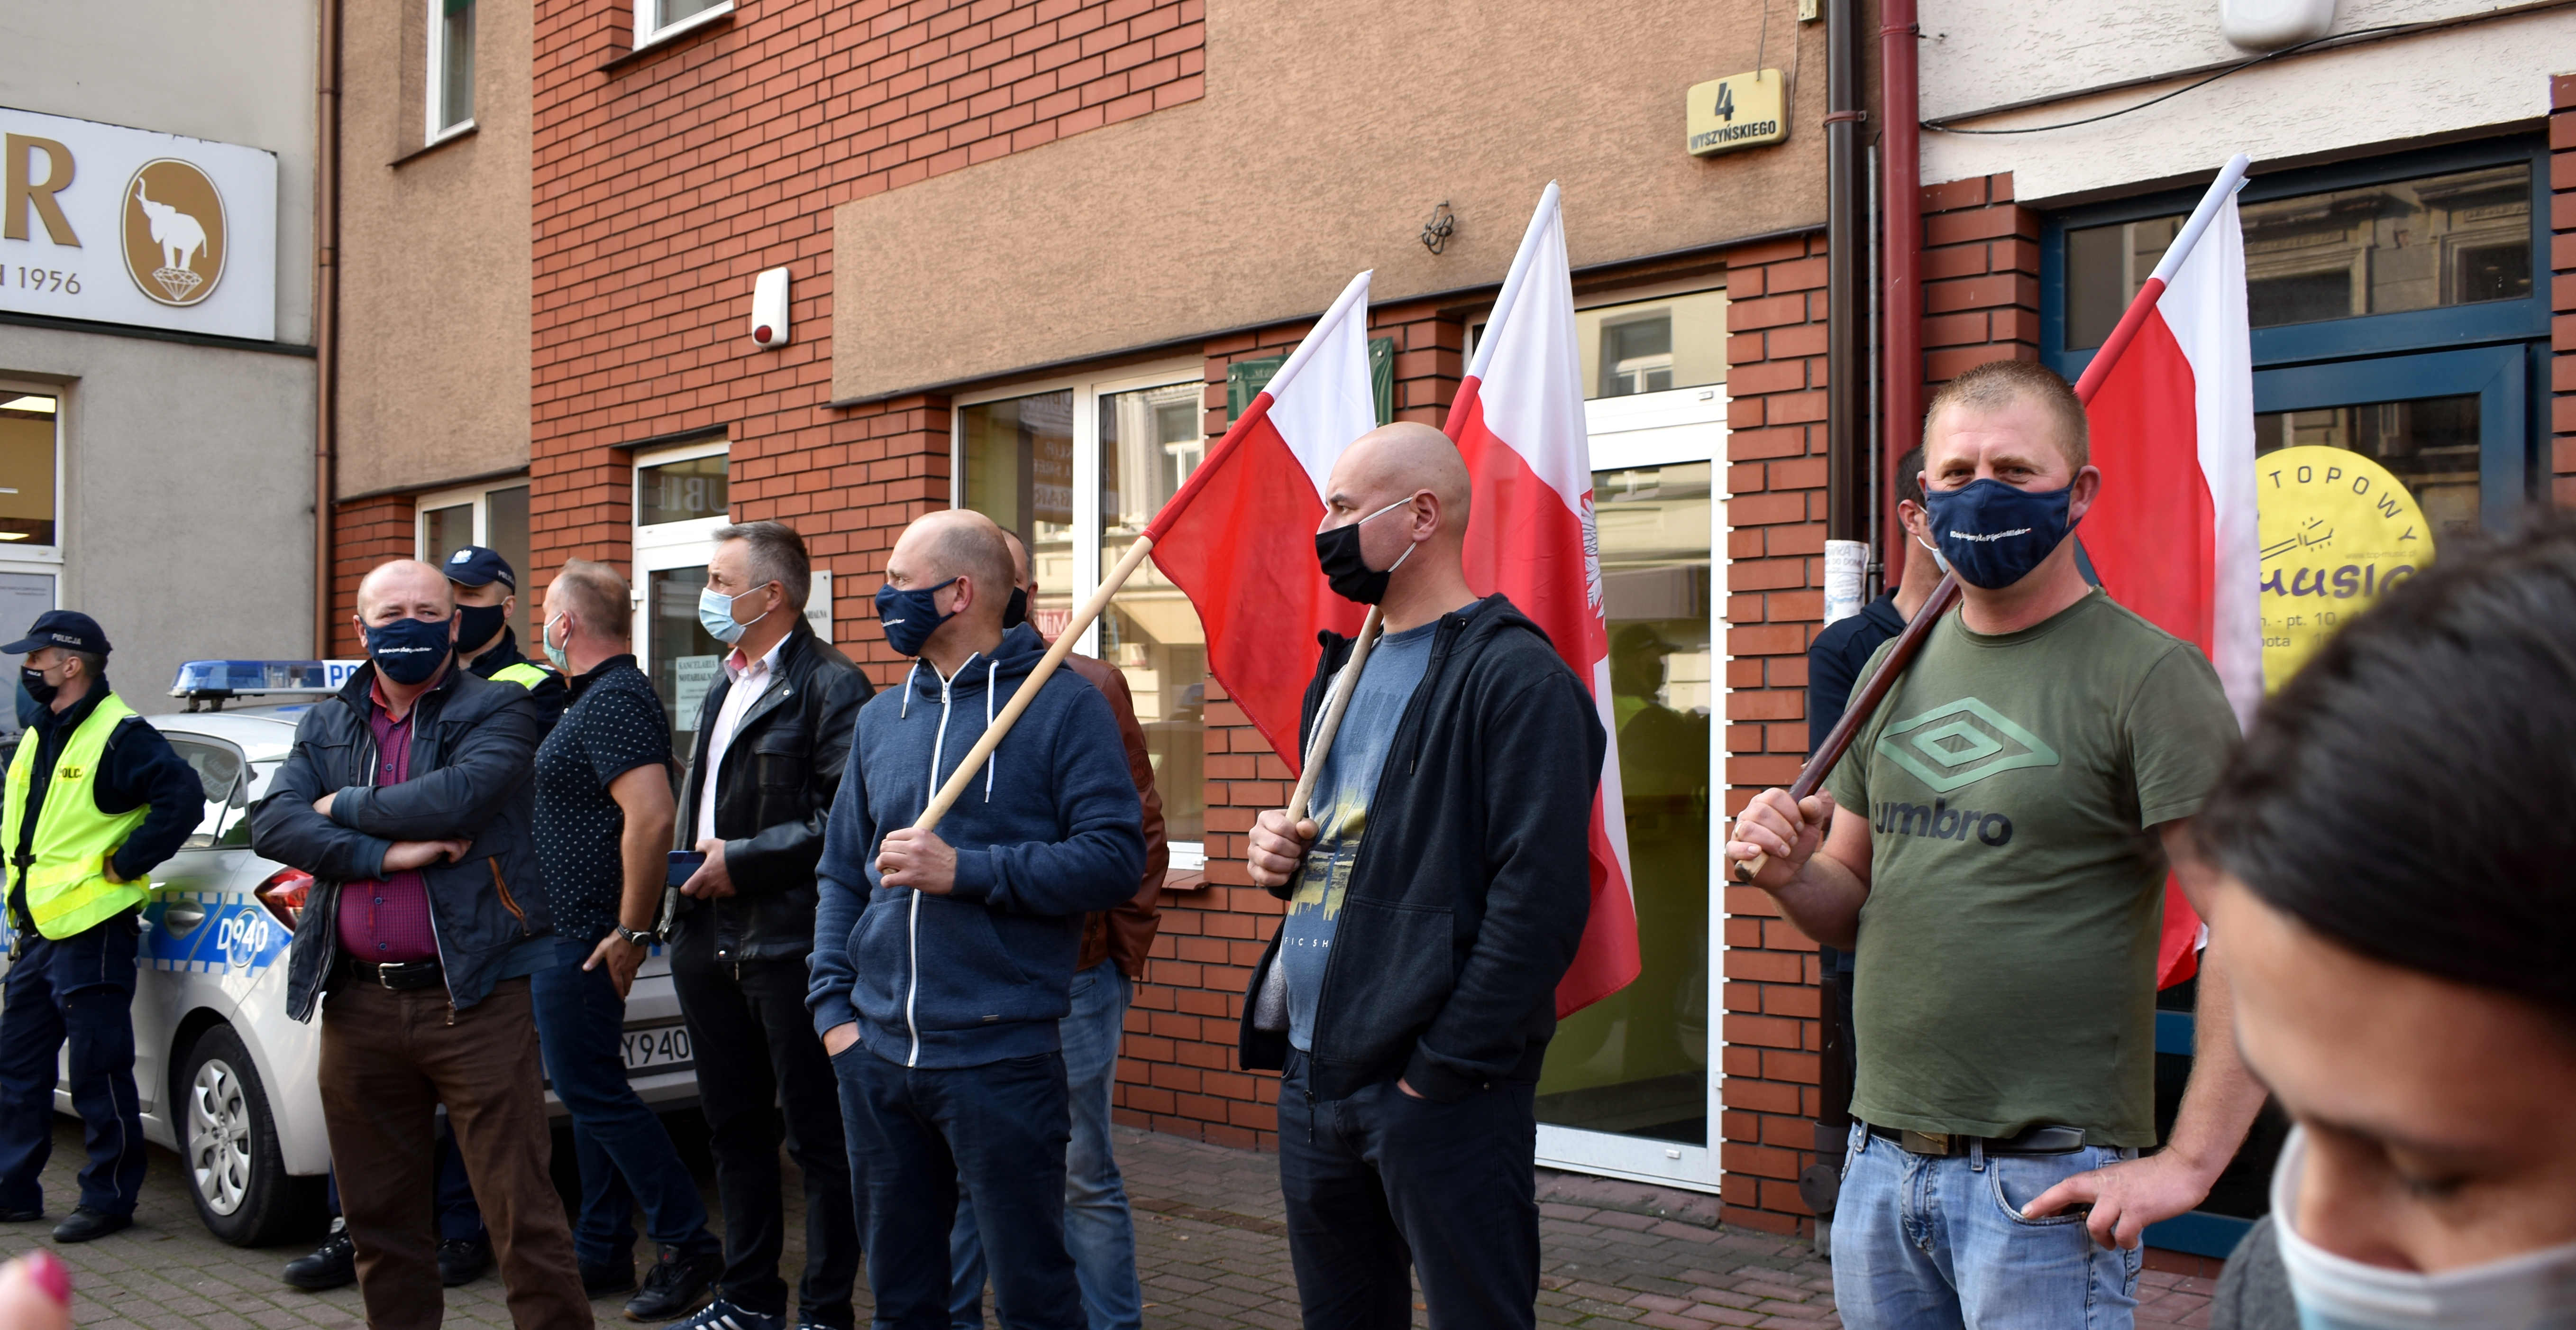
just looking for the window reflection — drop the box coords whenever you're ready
[2255,394,2481,536]
[637,455,729,527]
[1099,383,1208,846]
[1536,462,1713,1145]
[0,394,60,548]
[959,391,1076,637]
[2066,163,2534,349]
[1574,289,1728,401]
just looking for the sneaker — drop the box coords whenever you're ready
[661,1295,785,1330]
[283,1220,357,1291]
[437,1235,492,1287]
[584,1257,638,1298]
[624,1245,719,1321]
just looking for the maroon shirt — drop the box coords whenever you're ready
[333,682,439,964]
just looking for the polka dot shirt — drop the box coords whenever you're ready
[533,654,675,946]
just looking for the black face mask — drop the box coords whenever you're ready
[456,602,509,652]
[1313,497,1419,605]
[19,666,54,709]
[1002,586,1030,631]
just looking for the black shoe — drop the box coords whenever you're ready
[624,1246,719,1321]
[51,1207,130,1243]
[0,1207,38,1223]
[283,1221,357,1291]
[437,1235,492,1287]
[584,1256,638,1299]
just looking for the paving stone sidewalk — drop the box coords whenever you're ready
[0,1116,2211,1328]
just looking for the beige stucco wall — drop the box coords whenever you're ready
[836,0,1833,400]
[334,0,530,497]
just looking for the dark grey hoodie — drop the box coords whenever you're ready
[806,622,1145,1068]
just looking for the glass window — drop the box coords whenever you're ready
[421,503,474,565]
[638,454,729,527]
[648,565,722,762]
[2256,394,2480,537]
[1576,289,1728,401]
[163,737,245,850]
[638,0,729,44]
[959,390,1077,634]
[1536,461,1713,1146]
[484,484,531,644]
[0,394,57,547]
[2066,163,2534,349]
[432,0,475,136]
[1098,382,1208,844]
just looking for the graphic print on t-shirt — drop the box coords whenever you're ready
[1868,697,2058,848]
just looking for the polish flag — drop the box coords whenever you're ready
[1148,271,1377,769]
[1446,183,1639,1017]
[2074,155,2259,988]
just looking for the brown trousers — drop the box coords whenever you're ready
[319,974,588,1330]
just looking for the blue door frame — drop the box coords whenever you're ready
[2037,135,2551,1263]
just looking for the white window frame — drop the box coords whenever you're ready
[0,382,67,570]
[413,475,529,563]
[424,0,476,145]
[631,0,733,52]
[951,358,1207,871]
[630,438,731,692]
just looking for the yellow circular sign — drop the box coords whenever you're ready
[2258,445,2433,690]
[121,158,228,308]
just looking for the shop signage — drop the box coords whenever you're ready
[2256,445,2431,689]
[0,106,277,341]
[1686,71,1787,156]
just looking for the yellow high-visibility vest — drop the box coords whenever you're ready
[2,693,151,940]
[491,661,550,690]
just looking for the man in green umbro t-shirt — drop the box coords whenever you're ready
[1726,359,2267,1330]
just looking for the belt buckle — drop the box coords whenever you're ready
[1900,1130,1951,1156]
[374,962,403,989]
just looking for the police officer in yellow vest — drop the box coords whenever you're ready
[446,547,566,731]
[0,611,205,1243]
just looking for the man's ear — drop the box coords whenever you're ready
[2068,464,2104,523]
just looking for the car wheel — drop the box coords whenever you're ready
[179,1025,308,1247]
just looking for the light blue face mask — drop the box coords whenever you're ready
[698,584,773,646]
[2272,1128,2576,1330]
[540,613,572,672]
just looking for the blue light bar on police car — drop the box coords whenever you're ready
[171,660,370,699]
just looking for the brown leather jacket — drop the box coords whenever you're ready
[1063,654,1167,978]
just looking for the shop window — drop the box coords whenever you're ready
[427,0,475,141]
[631,439,731,762]
[958,367,1210,866]
[0,393,60,549]
[416,479,533,646]
[1578,289,1728,401]
[633,0,731,49]
[2064,162,2533,350]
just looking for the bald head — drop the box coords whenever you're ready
[1323,422,1471,541]
[1001,530,1033,593]
[356,559,456,624]
[889,509,1014,627]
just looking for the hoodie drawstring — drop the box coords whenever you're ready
[899,661,920,718]
[983,660,998,801]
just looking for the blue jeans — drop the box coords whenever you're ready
[0,913,145,1217]
[837,1042,1082,1330]
[949,964,1141,1330]
[530,936,717,1269]
[1831,1121,2144,1330]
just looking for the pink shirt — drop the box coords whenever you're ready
[334,683,439,964]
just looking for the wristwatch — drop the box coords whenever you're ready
[615,925,659,948]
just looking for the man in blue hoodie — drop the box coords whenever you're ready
[809,510,1146,1330]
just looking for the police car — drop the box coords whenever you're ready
[0,660,699,1247]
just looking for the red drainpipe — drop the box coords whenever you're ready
[1879,0,1921,574]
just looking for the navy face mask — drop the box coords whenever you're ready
[1002,586,1029,632]
[455,602,508,652]
[1923,478,2077,590]
[365,615,454,685]
[875,578,959,658]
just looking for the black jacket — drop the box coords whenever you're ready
[672,622,872,963]
[6,679,203,929]
[463,626,568,731]
[251,662,554,1020]
[1238,595,1605,1102]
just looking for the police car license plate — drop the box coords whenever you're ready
[621,1024,693,1074]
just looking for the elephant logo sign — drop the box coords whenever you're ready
[120,158,227,307]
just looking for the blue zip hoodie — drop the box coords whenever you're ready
[807,622,1146,1068]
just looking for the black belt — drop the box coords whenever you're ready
[1866,1121,2087,1156]
[336,954,445,991]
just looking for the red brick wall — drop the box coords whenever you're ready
[1920,173,2042,386]
[329,495,419,657]
[2553,74,2576,504]
[527,0,1204,653]
[1716,231,1834,1236]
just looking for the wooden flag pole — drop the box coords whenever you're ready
[1725,153,2253,885]
[913,534,1158,834]
[1283,605,1385,824]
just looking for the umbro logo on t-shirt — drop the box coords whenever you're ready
[1874,697,2060,794]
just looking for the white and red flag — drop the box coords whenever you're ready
[1147,271,1377,768]
[1446,183,1640,1017]
[2074,154,2260,987]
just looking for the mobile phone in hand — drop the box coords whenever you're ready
[667,850,706,889]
